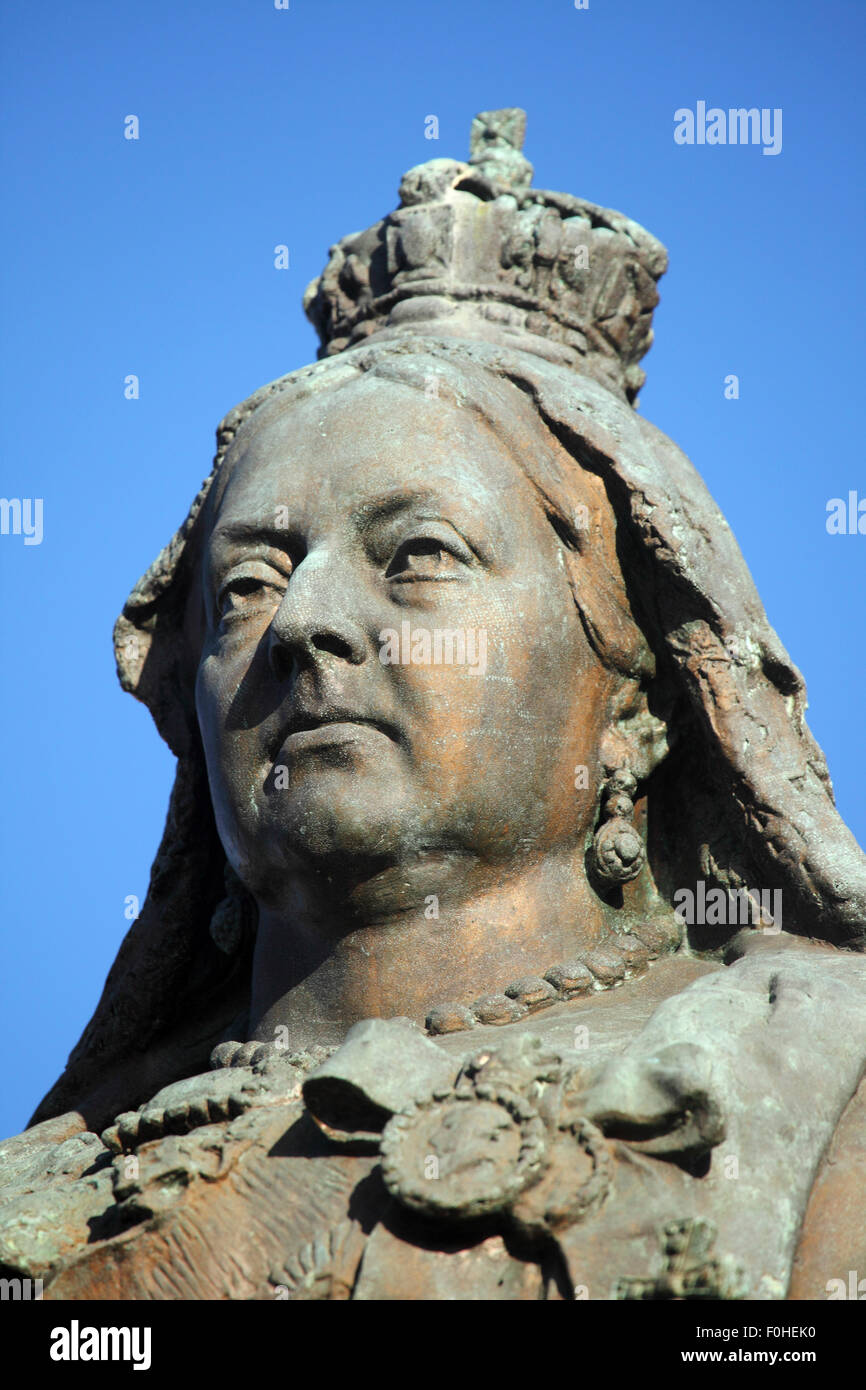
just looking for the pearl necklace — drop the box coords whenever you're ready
[214,915,681,1070]
[423,916,680,1035]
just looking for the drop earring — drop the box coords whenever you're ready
[589,768,645,887]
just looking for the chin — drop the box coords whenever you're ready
[255,782,427,882]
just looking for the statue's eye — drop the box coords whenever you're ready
[216,564,286,620]
[386,537,463,582]
[218,577,265,616]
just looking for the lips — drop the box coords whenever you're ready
[272,707,398,756]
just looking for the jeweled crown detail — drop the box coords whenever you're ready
[304,109,668,404]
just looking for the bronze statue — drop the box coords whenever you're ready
[2,110,864,1301]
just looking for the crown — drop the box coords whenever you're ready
[303,109,668,404]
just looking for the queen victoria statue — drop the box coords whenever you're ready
[2,110,865,1301]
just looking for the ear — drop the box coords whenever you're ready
[599,678,669,785]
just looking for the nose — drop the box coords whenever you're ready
[267,548,367,681]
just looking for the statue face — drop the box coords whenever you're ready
[194,374,618,912]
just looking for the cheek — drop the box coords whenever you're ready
[195,619,269,733]
[493,571,597,719]
[194,647,252,795]
[195,653,270,876]
[194,660,232,833]
[194,653,226,754]
[392,577,604,776]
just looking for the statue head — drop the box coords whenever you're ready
[36,111,866,1129]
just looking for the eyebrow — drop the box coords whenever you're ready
[350,488,451,532]
[208,520,295,552]
[210,490,455,547]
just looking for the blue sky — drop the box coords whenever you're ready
[1,0,864,1137]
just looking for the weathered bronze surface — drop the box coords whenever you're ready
[3,111,865,1301]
